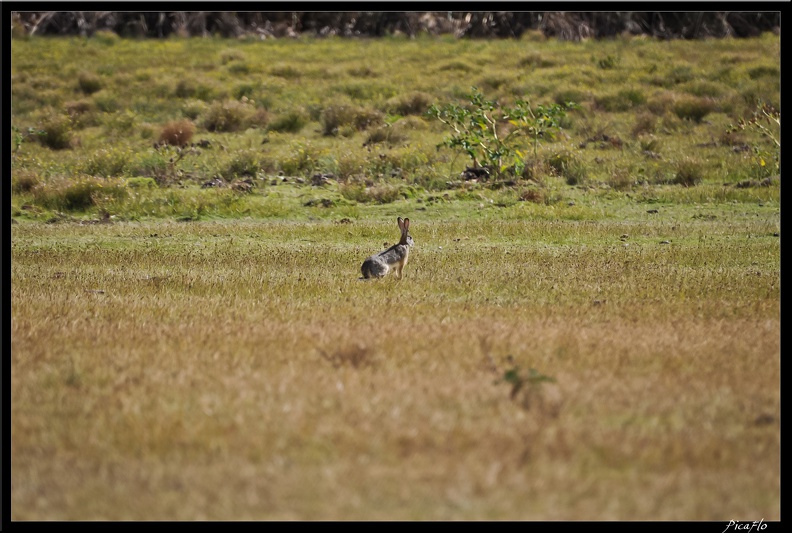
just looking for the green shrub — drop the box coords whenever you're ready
[232,83,258,100]
[270,65,301,79]
[554,89,587,106]
[93,92,119,113]
[93,29,119,46]
[182,99,208,120]
[548,151,587,185]
[37,113,73,150]
[202,100,250,132]
[747,65,780,80]
[632,112,657,136]
[340,183,402,204]
[320,104,382,136]
[64,99,97,126]
[219,48,246,65]
[174,78,197,98]
[79,148,131,177]
[103,109,137,133]
[227,62,251,75]
[384,91,434,116]
[673,96,715,123]
[32,175,127,211]
[223,150,261,179]
[77,71,103,95]
[673,158,705,186]
[519,52,556,68]
[364,125,408,146]
[595,89,646,112]
[320,104,355,136]
[279,143,321,176]
[125,177,157,189]
[11,171,41,194]
[596,55,620,69]
[130,151,169,179]
[267,109,309,134]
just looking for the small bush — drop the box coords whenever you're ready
[519,52,556,68]
[104,110,137,134]
[747,65,780,80]
[93,92,118,113]
[279,143,321,176]
[646,92,676,116]
[270,65,301,79]
[320,104,353,136]
[673,158,705,187]
[595,89,646,112]
[554,89,587,106]
[227,62,251,75]
[632,112,657,136]
[77,71,102,95]
[597,55,620,69]
[673,97,715,123]
[223,150,261,179]
[79,148,131,177]
[11,171,41,194]
[340,183,401,204]
[518,187,545,203]
[130,151,169,179]
[384,91,434,116]
[182,99,208,120]
[32,175,127,211]
[219,48,246,65]
[125,177,157,189]
[93,29,119,45]
[158,119,195,147]
[202,100,249,132]
[320,104,383,136]
[174,78,196,98]
[364,125,408,146]
[267,109,309,134]
[37,113,73,150]
[548,151,587,185]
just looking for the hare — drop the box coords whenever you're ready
[361,217,414,279]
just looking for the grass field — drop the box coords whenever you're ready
[10,31,781,520]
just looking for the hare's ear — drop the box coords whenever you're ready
[397,217,405,231]
[403,218,410,231]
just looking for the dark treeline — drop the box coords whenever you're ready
[11,11,781,40]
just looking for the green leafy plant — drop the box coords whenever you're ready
[728,101,780,176]
[12,125,44,152]
[427,87,576,179]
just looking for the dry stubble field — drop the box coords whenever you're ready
[10,210,780,520]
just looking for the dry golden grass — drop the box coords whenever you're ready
[10,217,779,520]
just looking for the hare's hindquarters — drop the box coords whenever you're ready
[361,256,388,279]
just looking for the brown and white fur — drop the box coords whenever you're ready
[361,217,414,279]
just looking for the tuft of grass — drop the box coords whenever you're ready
[223,150,262,179]
[383,91,434,116]
[673,96,715,123]
[11,170,41,194]
[77,71,103,95]
[31,175,127,211]
[673,158,706,187]
[340,182,403,204]
[267,108,309,134]
[202,100,253,132]
[37,112,74,150]
[158,119,195,147]
[320,104,383,136]
[547,151,587,185]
